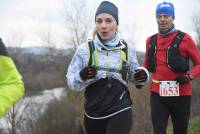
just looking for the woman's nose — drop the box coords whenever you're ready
[101,21,107,28]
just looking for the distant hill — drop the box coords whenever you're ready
[7,46,75,56]
[7,46,145,60]
[20,46,51,55]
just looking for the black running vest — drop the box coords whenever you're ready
[147,30,189,73]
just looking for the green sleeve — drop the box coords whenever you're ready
[0,55,25,117]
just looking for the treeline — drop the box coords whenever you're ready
[7,47,75,92]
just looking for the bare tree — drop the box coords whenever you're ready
[5,31,25,47]
[193,12,200,48]
[0,97,37,134]
[5,31,26,72]
[36,24,70,89]
[63,0,94,48]
[36,25,58,48]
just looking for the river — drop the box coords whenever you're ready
[0,87,67,132]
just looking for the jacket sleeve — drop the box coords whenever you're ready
[66,44,96,91]
[0,39,25,118]
[128,46,149,85]
[183,34,200,78]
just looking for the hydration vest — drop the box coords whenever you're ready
[147,30,189,73]
[87,39,128,81]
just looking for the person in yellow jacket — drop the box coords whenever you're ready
[0,38,25,118]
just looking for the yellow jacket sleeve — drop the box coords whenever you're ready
[0,39,25,118]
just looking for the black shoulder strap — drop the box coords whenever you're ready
[88,40,95,66]
[170,30,185,48]
[120,39,129,81]
[147,34,158,72]
[150,34,158,49]
[121,40,128,61]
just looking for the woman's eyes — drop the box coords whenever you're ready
[96,19,113,23]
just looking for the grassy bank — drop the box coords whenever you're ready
[167,116,200,134]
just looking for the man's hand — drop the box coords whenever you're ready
[135,85,143,89]
[175,75,190,84]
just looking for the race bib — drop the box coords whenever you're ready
[159,81,179,97]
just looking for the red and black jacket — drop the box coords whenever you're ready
[143,30,200,96]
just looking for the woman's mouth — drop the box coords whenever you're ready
[101,32,108,36]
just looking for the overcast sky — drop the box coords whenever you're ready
[0,0,199,51]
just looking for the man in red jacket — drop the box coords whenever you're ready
[143,1,200,134]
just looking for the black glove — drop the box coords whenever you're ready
[175,75,190,84]
[134,69,147,82]
[79,66,96,80]
[135,85,143,89]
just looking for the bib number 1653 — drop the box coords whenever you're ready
[159,81,179,97]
